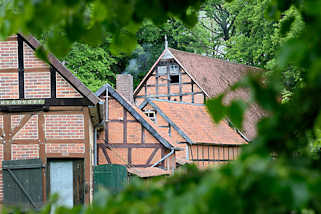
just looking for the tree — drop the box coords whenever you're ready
[63,42,117,92]
[0,0,205,57]
[3,0,321,213]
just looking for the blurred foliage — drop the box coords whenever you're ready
[63,41,117,92]
[2,0,321,213]
[0,0,205,57]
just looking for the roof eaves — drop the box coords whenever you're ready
[106,85,174,149]
[168,48,209,97]
[134,49,167,96]
[146,99,194,145]
[19,33,100,105]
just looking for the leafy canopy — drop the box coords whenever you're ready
[2,0,321,213]
[0,0,205,57]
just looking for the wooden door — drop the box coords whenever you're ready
[47,159,84,207]
[2,159,43,209]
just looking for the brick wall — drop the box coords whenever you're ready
[0,40,18,69]
[11,144,39,160]
[131,148,161,165]
[45,143,85,154]
[45,114,85,139]
[0,72,19,99]
[24,71,50,98]
[116,74,133,103]
[11,114,24,129]
[134,64,205,104]
[23,43,48,68]
[14,115,38,140]
[56,73,82,98]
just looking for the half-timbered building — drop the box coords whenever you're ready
[95,75,177,178]
[139,99,246,168]
[0,34,103,208]
[133,46,264,167]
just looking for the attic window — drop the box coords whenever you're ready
[157,66,167,75]
[169,64,179,74]
[170,75,179,83]
[144,110,156,122]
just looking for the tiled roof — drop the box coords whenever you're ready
[96,84,179,150]
[149,99,246,145]
[168,48,265,140]
[127,167,171,178]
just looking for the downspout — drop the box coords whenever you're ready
[94,126,97,166]
[94,101,105,166]
[151,148,175,169]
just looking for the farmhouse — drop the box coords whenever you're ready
[0,33,263,208]
[0,34,103,208]
[95,75,178,177]
[133,46,264,167]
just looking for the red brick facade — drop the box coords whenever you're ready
[0,40,18,69]
[0,34,99,205]
[56,73,82,98]
[24,71,51,98]
[134,59,206,106]
[0,73,19,99]
[45,114,84,139]
[98,98,166,168]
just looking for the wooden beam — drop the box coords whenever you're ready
[3,114,11,160]
[123,108,127,144]
[83,107,90,203]
[11,114,33,138]
[146,148,159,165]
[50,67,56,98]
[107,143,162,148]
[98,143,111,163]
[18,35,24,99]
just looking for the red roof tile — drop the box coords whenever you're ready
[168,48,265,140]
[151,100,246,145]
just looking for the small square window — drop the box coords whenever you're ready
[170,75,179,83]
[144,110,156,122]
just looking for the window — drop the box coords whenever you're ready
[170,75,179,83]
[169,64,179,74]
[157,66,167,75]
[144,110,156,122]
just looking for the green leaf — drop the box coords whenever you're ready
[206,94,226,123]
[227,100,247,129]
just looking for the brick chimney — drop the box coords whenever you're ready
[116,74,134,103]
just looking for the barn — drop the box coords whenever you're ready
[0,34,103,208]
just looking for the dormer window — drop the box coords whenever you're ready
[144,110,156,122]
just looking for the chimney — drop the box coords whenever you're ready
[116,74,134,103]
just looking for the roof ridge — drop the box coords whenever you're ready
[168,47,262,71]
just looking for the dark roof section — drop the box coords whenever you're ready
[140,99,246,146]
[19,33,100,105]
[96,84,174,150]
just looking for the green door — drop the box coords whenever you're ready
[2,159,43,209]
[93,164,127,194]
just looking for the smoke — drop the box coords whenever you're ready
[123,45,152,75]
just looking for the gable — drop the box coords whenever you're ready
[0,34,99,110]
[96,84,173,150]
[134,54,206,106]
